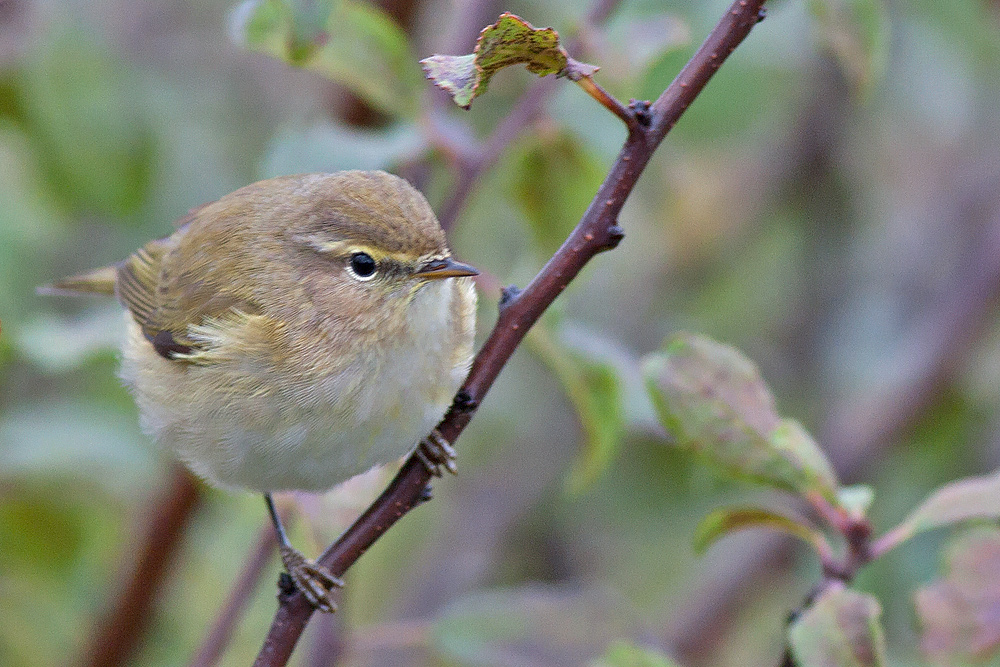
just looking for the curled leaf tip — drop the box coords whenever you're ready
[421,12,598,108]
[562,56,600,81]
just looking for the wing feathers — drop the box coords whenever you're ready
[116,238,170,335]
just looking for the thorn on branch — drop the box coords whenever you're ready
[499,284,522,312]
[628,99,652,127]
[757,7,767,22]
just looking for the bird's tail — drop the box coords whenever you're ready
[37,265,118,297]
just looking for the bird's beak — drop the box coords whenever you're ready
[414,256,480,280]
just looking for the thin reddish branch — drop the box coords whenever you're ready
[252,2,767,665]
[81,465,201,667]
[574,76,640,134]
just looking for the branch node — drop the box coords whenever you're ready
[628,99,652,127]
[453,389,479,413]
[277,572,296,598]
[844,517,872,547]
[757,7,767,22]
[499,284,522,312]
[418,484,434,504]
[600,224,625,251]
[821,561,852,583]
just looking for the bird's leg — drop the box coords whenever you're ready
[264,494,343,613]
[415,428,457,476]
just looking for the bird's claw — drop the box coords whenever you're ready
[416,429,457,477]
[279,544,343,613]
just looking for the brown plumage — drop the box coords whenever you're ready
[46,170,479,612]
[47,170,477,493]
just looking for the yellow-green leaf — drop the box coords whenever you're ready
[420,13,597,109]
[789,585,887,667]
[642,333,839,500]
[770,419,840,503]
[590,640,682,667]
[693,506,829,557]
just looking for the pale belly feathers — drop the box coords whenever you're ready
[119,278,476,492]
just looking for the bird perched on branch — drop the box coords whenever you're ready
[44,170,478,611]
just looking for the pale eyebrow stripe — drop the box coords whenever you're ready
[294,235,353,255]
[293,234,424,264]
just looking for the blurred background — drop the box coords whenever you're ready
[2,0,1000,665]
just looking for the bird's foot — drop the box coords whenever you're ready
[278,544,343,613]
[415,429,457,477]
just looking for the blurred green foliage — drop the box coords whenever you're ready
[789,586,887,667]
[235,0,425,117]
[3,0,1000,666]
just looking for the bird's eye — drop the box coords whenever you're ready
[348,252,377,280]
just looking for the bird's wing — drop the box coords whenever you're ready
[116,234,266,362]
[115,236,172,337]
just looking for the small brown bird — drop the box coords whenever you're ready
[46,171,478,611]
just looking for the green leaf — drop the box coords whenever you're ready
[692,506,829,557]
[886,470,1000,549]
[431,587,641,666]
[421,13,597,109]
[19,28,154,215]
[837,485,875,520]
[789,585,887,667]
[509,130,606,257]
[770,419,840,501]
[642,333,839,500]
[915,526,1000,667]
[590,640,682,667]
[233,0,424,118]
[528,322,625,494]
[808,0,890,98]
